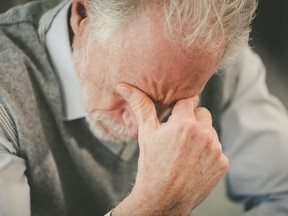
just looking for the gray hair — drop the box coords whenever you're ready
[86,0,258,65]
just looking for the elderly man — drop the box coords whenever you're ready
[1,0,288,215]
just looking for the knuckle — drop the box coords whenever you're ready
[199,127,213,147]
[197,107,209,113]
[219,155,229,172]
[213,143,223,157]
[183,119,197,131]
[196,107,211,117]
[174,118,196,133]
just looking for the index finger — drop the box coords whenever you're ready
[170,96,198,119]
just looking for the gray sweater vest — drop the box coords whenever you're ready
[0,1,138,216]
[0,1,239,216]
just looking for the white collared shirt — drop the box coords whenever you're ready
[45,0,86,120]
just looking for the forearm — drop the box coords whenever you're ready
[111,178,223,216]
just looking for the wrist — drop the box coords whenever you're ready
[112,188,189,216]
[112,189,160,216]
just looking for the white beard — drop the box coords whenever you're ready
[72,41,136,146]
[86,114,136,145]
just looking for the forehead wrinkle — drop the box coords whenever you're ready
[139,65,199,105]
[108,2,223,105]
[143,68,178,105]
[148,80,180,106]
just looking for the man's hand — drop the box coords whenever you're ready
[113,83,229,216]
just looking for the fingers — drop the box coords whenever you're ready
[116,83,159,130]
[194,107,212,126]
[171,97,198,119]
[192,95,200,107]
[204,128,229,176]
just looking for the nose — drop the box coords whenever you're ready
[122,106,138,139]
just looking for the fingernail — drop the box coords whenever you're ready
[116,85,132,99]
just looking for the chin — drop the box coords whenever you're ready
[86,114,136,145]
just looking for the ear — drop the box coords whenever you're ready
[70,0,88,36]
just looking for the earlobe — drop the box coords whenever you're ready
[70,0,88,36]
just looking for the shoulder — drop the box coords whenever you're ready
[221,46,265,106]
[230,46,266,98]
[0,1,58,27]
[235,46,264,75]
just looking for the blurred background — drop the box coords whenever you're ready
[250,0,288,108]
[1,0,287,215]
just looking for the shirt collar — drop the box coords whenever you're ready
[45,1,86,120]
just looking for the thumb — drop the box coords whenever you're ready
[116,83,158,130]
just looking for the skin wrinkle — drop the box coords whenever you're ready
[114,45,219,107]
[72,1,225,143]
[108,5,224,107]
[68,1,255,214]
[117,23,223,107]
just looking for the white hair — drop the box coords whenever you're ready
[86,0,258,66]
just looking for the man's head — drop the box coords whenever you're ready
[70,0,257,143]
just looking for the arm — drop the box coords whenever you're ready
[0,128,30,216]
[221,47,288,215]
[111,84,229,216]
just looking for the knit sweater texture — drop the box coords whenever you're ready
[0,1,138,215]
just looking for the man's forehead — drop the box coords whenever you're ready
[93,3,225,106]
[115,64,208,107]
[110,40,223,104]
